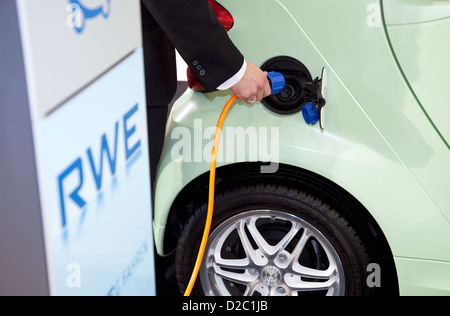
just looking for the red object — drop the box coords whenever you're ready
[187,0,234,91]
[208,0,234,32]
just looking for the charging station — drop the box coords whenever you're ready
[0,0,156,296]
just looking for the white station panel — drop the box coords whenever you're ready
[17,0,142,120]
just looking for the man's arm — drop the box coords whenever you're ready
[141,0,244,92]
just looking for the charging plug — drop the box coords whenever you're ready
[267,71,286,95]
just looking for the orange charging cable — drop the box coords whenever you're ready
[182,71,285,296]
[184,94,238,296]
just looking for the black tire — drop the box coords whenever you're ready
[176,179,375,296]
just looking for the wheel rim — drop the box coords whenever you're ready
[200,210,346,296]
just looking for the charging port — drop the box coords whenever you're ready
[261,56,327,129]
[262,56,325,110]
[261,56,313,115]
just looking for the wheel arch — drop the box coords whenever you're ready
[163,161,399,295]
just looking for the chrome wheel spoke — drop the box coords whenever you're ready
[288,228,311,268]
[293,263,337,280]
[212,263,258,285]
[285,274,338,292]
[237,220,269,266]
[246,217,277,257]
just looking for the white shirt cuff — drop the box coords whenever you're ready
[216,60,247,91]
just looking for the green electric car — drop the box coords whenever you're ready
[153,0,450,296]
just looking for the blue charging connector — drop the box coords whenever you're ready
[267,71,286,95]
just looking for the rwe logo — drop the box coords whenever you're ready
[57,104,142,228]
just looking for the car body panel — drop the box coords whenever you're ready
[278,0,450,221]
[383,0,450,25]
[395,257,450,296]
[153,0,450,294]
[383,0,450,146]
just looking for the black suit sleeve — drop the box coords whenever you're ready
[141,0,244,92]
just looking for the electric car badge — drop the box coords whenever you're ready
[67,0,111,33]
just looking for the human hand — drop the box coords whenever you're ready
[230,62,272,104]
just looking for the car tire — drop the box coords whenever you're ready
[176,179,376,296]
